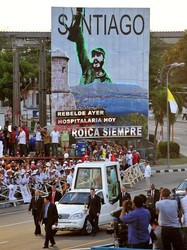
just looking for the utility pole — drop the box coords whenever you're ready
[39,40,47,127]
[12,47,20,128]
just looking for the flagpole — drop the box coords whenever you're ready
[165,62,185,169]
[166,67,171,169]
[166,66,172,168]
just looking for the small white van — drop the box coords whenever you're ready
[53,161,122,235]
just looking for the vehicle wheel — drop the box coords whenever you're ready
[81,217,92,235]
[52,229,57,235]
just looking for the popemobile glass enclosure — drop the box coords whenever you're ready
[72,161,122,206]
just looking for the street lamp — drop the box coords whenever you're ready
[166,62,185,168]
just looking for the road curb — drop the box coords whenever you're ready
[152,168,187,173]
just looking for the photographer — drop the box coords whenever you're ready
[109,200,132,247]
[120,196,151,249]
[156,188,184,250]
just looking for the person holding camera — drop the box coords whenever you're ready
[156,188,184,250]
[120,196,151,249]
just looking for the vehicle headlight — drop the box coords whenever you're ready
[69,213,83,219]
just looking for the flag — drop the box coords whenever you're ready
[168,88,178,114]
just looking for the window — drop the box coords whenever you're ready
[106,165,119,200]
[177,181,187,190]
[59,192,89,205]
[75,168,102,189]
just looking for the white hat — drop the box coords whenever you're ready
[20,170,26,175]
[32,169,38,175]
[31,161,35,164]
[45,162,51,167]
[64,153,69,159]
[7,169,14,173]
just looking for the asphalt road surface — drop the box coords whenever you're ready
[149,117,187,156]
[0,171,186,250]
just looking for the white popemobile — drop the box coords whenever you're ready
[52,161,122,235]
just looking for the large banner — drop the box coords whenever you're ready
[51,7,150,139]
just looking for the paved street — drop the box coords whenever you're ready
[0,205,113,250]
[0,171,186,250]
[149,117,187,156]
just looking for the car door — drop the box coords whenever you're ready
[106,165,121,210]
[96,190,112,225]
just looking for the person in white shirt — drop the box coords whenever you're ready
[181,187,187,249]
[156,188,183,250]
[65,168,73,187]
[144,160,151,190]
[50,127,60,157]
[125,151,133,168]
[18,127,27,156]
[18,171,31,203]
[35,126,42,156]
[182,106,187,120]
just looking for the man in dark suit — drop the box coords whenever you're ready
[40,196,58,249]
[147,183,160,222]
[88,188,101,236]
[48,184,62,203]
[28,190,44,235]
[147,184,160,205]
[111,185,131,207]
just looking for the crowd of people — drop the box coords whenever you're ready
[0,121,70,157]
[0,145,186,249]
[0,121,142,168]
[114,184,186,250]
[0,157,76,203]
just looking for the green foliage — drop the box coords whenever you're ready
[127,113,148,139]
[158,141,180,158]
[150,86,166,126]
[149,34,170,91]
[150,34,186,129]
[164,32,187,85]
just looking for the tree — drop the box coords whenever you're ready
[163,32,187,84]
[150,86,166,163]
[149,34,170,91]
[149,33,187,163]
[0,34,51,107]
[0,50,13,103]
[150,83,186,163]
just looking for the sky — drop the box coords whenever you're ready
[0,0,186,32]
